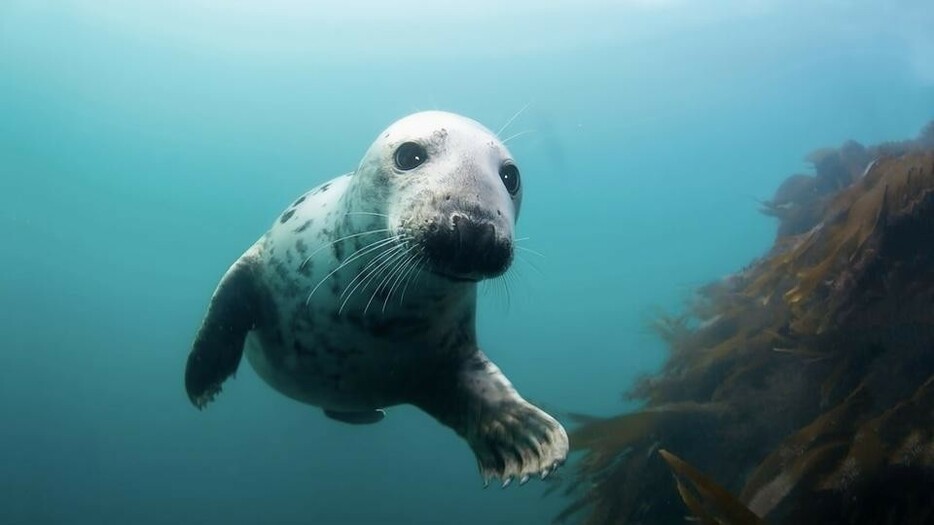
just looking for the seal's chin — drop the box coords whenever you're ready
[428,264,511,284]
[430,268,499,284]
[432,271,483,284]
[416,214,514,283]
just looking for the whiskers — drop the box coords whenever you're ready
[480,237,545,311]
[305,233,403,307]
[298,228,390,274]
[502,129,537,145]
[304,224,428,317]
[497,103,537,146]
[338,236,413,314]
[497,102,531,137]
[514,237,545,276]
[344,211,390,219]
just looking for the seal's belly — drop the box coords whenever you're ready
[244,324,428,411]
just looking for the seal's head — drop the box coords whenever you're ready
[352,111,522,282]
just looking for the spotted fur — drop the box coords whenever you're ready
[185,111,567,486]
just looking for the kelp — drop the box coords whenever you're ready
[559,122,934,524]
[739,383,871,516]
[659,449,766,525]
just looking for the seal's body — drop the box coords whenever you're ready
[185,111,568,485]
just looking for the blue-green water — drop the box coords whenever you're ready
[2,2,932,523]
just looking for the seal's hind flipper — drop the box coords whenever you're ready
[324,409,386,425]
[185,252,262,409]
[413,351,569,487]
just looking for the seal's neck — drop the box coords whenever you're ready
[339,166,392,218]
[401,278,479,349]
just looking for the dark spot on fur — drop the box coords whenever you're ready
[272,258,289,280]
[289,309,315,340]
[293,195,306,206]
[295,238,308,256]
[298,259,313,277]
[333,240,346,261]
[467,358,487,372]
[280,209,295,224]
[313,183,332,196]
[450,328,469,351]
[294,219,313,233]
[284,280,301,298]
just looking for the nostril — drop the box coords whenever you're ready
[481,222,495,244]
[451,213,466,231]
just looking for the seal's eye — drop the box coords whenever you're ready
[499,162,521,195]
[394,142,428,171]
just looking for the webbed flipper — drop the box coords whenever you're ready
[413,351,569,487]
[185,252,263,409]
[324,409,386,425]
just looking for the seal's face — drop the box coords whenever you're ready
[354,111,522,282]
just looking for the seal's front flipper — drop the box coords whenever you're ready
[185,252,262,409]
[324,409,386,425]
[413,351,569,487]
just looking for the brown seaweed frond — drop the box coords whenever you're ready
[739,384,871,516]
[659,449,766,525]
[819,375,934,492]
[647,311,693,351]
[570,402,727,453]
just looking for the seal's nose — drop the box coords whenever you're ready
[452,214,494,250]
[423,213,512,279]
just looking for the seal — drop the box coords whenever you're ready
[184,111,568,486]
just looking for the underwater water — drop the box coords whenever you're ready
[2,1,933,523]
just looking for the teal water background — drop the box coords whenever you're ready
[2,1,933,523]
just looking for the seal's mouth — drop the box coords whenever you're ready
[417,213,513,282]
